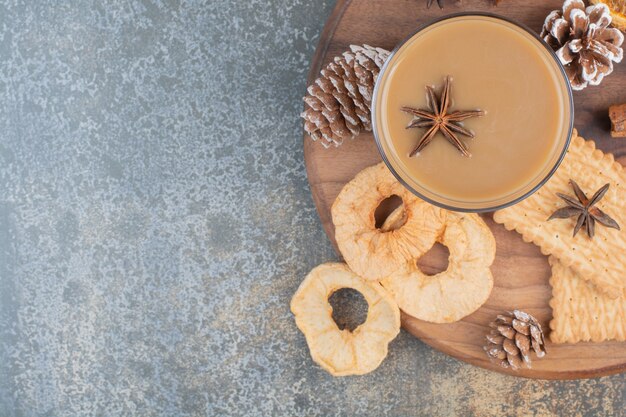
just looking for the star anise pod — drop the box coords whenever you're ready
[426,0,449,8]
[401,76,484,157]
[548,180,620,238]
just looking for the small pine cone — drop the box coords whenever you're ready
[302,44,390,148]
[483,310,546,370]
[540,0,624,91]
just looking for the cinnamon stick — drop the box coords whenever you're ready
[609,104,626,138]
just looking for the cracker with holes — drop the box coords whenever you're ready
[381,212,495,323]
[549,256,626,343]
[290,263,400,376]
[494,132,626,299]
[332,162,447,281]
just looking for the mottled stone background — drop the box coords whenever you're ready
[0,1,624,416]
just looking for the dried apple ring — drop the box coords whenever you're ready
[332,162,447,281]
[291,263,400,376]
[381,212,496,323]
[380,205,407,233]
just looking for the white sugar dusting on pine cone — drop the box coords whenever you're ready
[301,45,390,148]
[484,310,547,370]
[541,0,624,90]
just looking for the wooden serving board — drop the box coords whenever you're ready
[303,0,626,379]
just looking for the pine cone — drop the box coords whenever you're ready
[590,0,626,32]
[484,310,546,370]
[541,0,624,91]
[302,45,390,148]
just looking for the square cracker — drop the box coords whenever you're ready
[494,132,626,299]
[549,256,626,343]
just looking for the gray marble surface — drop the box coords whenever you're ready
[0,1,625,416]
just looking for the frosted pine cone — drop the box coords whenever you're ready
[301,45,390,148]
[484,310,546,370]
[541,0,624,90]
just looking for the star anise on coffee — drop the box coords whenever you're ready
[548,180,620,238]
[401,76,484,157]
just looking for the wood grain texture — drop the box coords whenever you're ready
[303,0,626,379]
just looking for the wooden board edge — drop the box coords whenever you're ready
[303,0,352,254]
[402,315,626,380]
[305,0,352,85]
